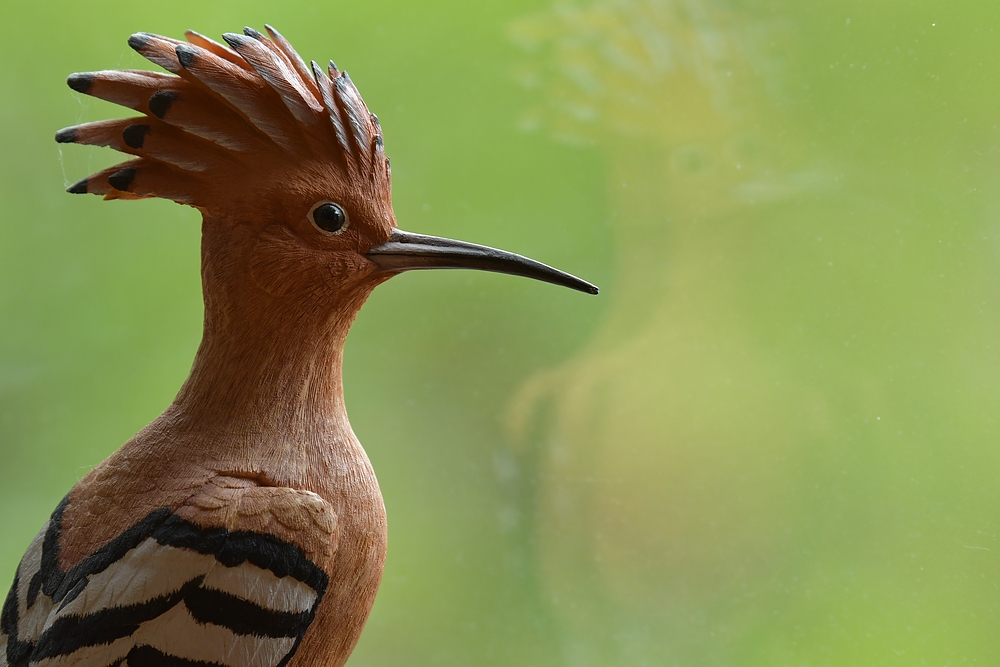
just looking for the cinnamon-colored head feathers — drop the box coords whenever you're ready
[58,25,599,298]
[59,25,392,227]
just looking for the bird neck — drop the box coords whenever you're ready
[173,311,354,437]
[167,218,374,441]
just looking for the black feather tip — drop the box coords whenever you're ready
[55,127,77,144]
[67,72,93,94]
[175,44,198,69]
[66,178,88,195]
[127,33,150,52]
[222,33,249,49]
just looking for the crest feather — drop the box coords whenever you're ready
[311,61,350,163]
[334,73,372,157]
[59,26,390,209]
[265,25,318,97]
[128,33,187,75]
[183,30,253,71]
[221,33,324,130]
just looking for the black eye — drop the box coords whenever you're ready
[310,202,348,234]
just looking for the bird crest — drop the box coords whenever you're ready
[58,26,391,217]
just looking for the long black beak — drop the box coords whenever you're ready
[366,229,599,295]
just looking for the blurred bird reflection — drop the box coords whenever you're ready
[507,1,997,665]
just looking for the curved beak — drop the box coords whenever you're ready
[366,229,599,295]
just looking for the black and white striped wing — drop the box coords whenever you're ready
[1,494,332,667]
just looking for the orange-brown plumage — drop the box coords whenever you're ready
[60,26,390,218]
[1,25,596,667]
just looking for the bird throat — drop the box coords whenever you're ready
[168,216,376,445]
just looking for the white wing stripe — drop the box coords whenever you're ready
[136,602,295,667]
[59,542,213,617]
[202,558,317,615]
[55,539,318,619]
[3,500,329,667]
[30,633,130,667]
[31,602,295,667]
[13,528,51,645]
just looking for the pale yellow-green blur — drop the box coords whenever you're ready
[507,1,1000,664]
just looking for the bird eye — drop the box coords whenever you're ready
[309,202,349,234]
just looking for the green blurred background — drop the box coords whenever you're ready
[2,0,999,664]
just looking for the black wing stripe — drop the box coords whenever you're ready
[2,573,31,667]
[152,516,328,593]
[31,600,296,667]
[32,579,203,659]
[23,497,176,612]
[2,499,329,667]
[125,645,224,667]
[5,523,52,667]
[27,499,68,608]
[182,586,311,638]
[54,509,174,607]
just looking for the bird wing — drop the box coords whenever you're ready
[1,476,337,667]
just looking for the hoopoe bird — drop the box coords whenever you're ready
[1,25,596,667]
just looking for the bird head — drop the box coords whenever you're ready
[58,26,597,313]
